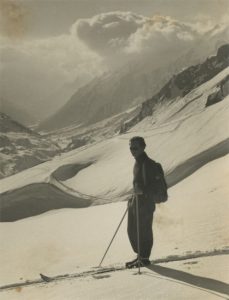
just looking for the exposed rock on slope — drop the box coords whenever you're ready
[206,74,229,107]
[0,113,60,178]
[121,44,229,132]
[0,112,36,134]
[42,105,141,152]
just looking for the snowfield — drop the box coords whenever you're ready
[0,68,229,299]
[0,155,228,299]
[0,69,229,222]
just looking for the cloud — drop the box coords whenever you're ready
[186,13,229,36]
[71,11,227,65]
[72,12,198,55]
[1,34,106,118]
[71,11,146,56]
[124,15,198,56]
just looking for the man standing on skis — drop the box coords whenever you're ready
[126,136,156,268]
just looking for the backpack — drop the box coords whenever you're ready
[142,159,168,203]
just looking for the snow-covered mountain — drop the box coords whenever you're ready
[38,39,229,132]
[1,64,228,218]
[38,63,173,131]
[0,113,61,178]
[1,45,228,179]
[37,44,229,156]
[121,44,229,132]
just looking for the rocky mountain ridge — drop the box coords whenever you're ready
[0,112,60,178]
[121,44,229,132]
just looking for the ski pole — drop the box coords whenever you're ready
[98,206,128,267]
[136,195,141,275]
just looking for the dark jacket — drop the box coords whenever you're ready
[133,152,158,201]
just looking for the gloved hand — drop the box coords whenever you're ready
[128,195,134,208]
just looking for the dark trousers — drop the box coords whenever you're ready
[127,195,155,258]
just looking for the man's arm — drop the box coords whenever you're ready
[142,160,154,194]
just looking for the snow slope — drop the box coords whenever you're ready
[0,155,228,299]
[1,68,229,209]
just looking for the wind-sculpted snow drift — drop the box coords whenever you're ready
[0,183,92,222]
[1,134,228,222]
[0,163,96,221]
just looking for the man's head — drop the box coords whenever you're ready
[129,136,146,159]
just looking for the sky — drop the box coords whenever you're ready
[0,0,228,121]
[1,0,228,38]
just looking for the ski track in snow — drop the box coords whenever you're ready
[1,248,228,291]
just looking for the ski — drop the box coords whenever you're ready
[1,248,228,291]
[0,265,126,291]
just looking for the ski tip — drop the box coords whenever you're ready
[40,273,52,282]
